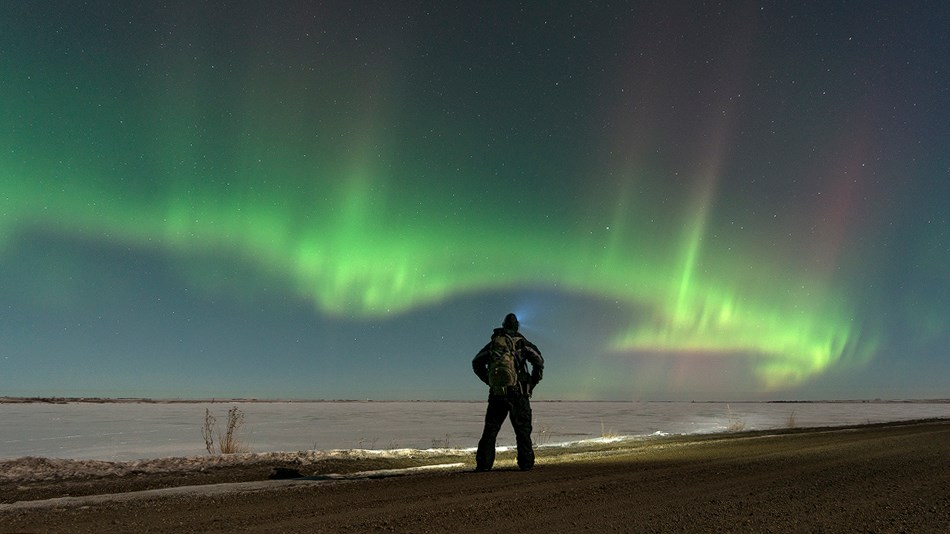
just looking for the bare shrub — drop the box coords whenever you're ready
[201,406,248,455]
[786,410,797,428]
[201,409,216,455]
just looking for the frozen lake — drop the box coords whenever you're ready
[2,400,948,461]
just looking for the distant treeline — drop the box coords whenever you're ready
[0,397,259,404]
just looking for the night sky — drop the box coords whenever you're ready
[1,2,947,400]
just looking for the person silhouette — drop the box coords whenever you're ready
[471,313,544,471]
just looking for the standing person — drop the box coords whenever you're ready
[472,313,544,471]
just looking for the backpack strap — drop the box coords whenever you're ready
[509,334,532,383]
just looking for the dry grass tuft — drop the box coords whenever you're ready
[601,420,620,439]
[535,423,551,446]
[726,404,747,432]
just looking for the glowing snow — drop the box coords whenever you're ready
[2,401,948,462]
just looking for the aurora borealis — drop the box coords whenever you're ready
[1,2,947,400]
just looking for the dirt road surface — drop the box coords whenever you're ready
[2,420,949,532]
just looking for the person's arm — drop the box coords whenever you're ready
[521,339,544,384]
[472,344,491,384]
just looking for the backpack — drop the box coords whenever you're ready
[488,332,521,395]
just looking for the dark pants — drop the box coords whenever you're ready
[475,390,534,471]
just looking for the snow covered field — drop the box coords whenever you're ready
[2,400,948,461]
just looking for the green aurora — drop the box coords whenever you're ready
[0,127,873,390]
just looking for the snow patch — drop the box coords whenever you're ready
[0,447,478,483]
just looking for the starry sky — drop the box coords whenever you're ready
[1,2,947,401]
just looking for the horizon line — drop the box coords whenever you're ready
[3,396,949,405]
